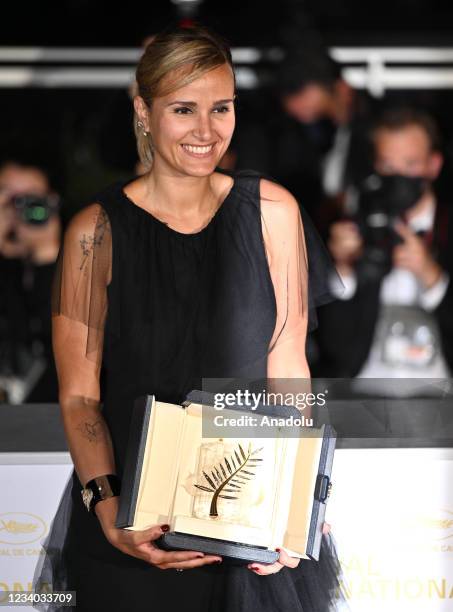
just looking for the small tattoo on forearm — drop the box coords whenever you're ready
[76,419,104,443]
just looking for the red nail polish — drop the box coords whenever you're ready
[160,524,170,532]
[250,565,259,570]
[275,548,281,552]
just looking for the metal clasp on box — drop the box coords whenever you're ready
[315,474,333,503]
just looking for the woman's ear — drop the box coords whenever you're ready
[133,96,150,131]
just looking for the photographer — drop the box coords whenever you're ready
[0,158,61,402]
[317,108,453,378]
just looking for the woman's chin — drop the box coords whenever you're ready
[178,159,222,177]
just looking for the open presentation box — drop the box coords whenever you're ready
[116,389,335,564]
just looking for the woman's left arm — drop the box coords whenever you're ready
[260,178,311,392]
[247,179,326,576]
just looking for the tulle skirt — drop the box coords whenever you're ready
[32,470,348,612]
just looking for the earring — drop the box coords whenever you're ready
[137,121,148,137]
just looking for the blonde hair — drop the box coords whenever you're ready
[133,24,236,171]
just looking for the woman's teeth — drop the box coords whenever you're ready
[182,144,215,155]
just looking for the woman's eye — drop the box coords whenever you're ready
[173,105,231,115]
[174,107,192,115]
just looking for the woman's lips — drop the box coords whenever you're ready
[181,143,216,158]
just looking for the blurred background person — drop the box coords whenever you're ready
[316,107,453,383]
[233,47,376,230]
[0,156,61,403]
[278,51,375,215]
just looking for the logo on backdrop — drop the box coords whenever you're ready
[0,512,48,545]
[414,509,453,542]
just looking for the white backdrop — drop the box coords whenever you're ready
[1,448,452,611]
[326,448,453,611]
[0,453,73,611]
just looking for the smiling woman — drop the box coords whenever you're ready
[132,25,236,174]
[135,64,235,176]
[127,29,237,229]
[32,22,345,612]
[138,66,235,178]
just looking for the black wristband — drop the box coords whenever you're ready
[81,474,121,514]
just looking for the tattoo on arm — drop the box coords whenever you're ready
[76,419,104,443]
[79,205,111,272]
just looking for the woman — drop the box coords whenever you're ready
[33,23,345,611]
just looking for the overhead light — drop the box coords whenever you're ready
[170,0,204,16]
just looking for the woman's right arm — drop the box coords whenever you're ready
[53,203,221,569]
[54,298,143,549]
[51,203,119,526]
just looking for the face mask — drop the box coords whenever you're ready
[371,174,428,216]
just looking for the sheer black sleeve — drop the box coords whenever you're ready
[51,203,112,367]
[259,177,344,376]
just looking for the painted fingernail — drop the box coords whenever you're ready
[275,548,281,552]
[250,565,259,570]
[160,524,170,532]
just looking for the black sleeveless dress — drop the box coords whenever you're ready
[32,168,346,611]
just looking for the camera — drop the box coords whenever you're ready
[353,173,426,281]
[12,192,60,225]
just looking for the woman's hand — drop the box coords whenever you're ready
[95,497,222,570]
[248,546,300,575]
[106,524,223,570]
[247,522,331,575]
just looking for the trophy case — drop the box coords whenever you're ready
[116,390,335,564]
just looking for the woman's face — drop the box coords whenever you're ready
[138,63,236,177]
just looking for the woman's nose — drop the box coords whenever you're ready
[193,114,213,141]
